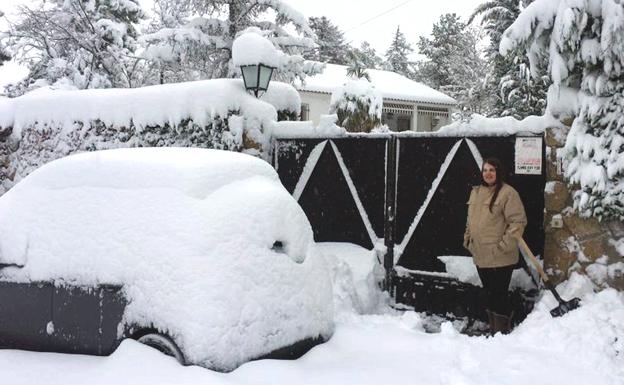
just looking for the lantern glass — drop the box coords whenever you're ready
[258,65,274,91]
[241,65,259,89]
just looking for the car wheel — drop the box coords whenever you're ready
[137,333,185,364]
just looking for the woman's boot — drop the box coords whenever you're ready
[486,309,496,335]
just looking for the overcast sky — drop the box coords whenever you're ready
[281,0,485,54]
[0,0,487,87]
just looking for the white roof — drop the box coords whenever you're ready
[298,64,456,106]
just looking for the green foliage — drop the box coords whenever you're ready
[334,98,380,133]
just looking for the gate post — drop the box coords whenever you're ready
[383,135,397,291]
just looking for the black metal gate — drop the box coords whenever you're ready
[273,134,545,321]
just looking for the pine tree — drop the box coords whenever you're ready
[142,0,323,84]
[468,0,548,118]
[307,16,349,65]
[3,0,146,95]
[501,0,624,220]
[384,26,413,78]
[414,13,489,116]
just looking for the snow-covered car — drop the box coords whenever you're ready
[0,148,333,371]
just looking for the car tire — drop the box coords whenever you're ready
[137,333,185,364]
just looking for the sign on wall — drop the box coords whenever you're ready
[515,137,542,175]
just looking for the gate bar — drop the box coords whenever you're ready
[383,136,397,290]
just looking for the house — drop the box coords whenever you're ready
[297,64,456,132]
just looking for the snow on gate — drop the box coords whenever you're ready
[272,133,546,323]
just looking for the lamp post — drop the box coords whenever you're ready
[240,63,275,97]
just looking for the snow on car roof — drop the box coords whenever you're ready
[0,147,333,370]
[297,63,456,105]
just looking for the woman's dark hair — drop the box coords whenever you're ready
[482,157,506,212]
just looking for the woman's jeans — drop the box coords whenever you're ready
[476,265,514,315]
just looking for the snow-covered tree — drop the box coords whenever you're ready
[0,43,9,67]
[414,13,489,116]
[142,0,323,84]
[469,0,548,118]
[2,0,146,95]
[349,41,383,70]
[0,11,10,66]
[330,79,382,133]
[384,26,413,78]
[307,16,349,65]
[497,53,549,119]
[501,0,624,220]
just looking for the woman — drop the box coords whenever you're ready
[464,157,527,334]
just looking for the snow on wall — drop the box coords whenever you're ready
[271,115,346,138]
[437,114,563,136]
[0,148,334,371]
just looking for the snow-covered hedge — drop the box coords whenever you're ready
[0,79,301,194]
[0,148,333,371]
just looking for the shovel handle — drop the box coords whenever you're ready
[516,237,550,284]
[517,237,580,306]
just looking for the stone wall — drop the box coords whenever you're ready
[544,125,624,290]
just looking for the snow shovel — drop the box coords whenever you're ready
[516,237,581,317]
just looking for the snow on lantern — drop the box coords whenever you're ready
[232,29,280,97]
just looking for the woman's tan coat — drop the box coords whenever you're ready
[463,183,527,268]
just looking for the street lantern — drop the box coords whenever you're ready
[240,64,275,97]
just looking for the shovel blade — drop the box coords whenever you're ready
[550,297,581,317]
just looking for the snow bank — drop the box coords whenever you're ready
[0,148,333,371]
[260,81,301,115]
[437,113,563,136]
[317,243,386,316]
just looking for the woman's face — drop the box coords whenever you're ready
[482,162,497,186]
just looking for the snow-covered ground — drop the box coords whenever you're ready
[2,243,623,385]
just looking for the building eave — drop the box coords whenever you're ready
[298,89,456,107]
